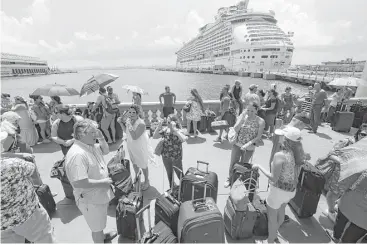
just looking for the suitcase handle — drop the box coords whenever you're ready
[134,169,143,193]
[135,203,152,241]
[191,181,208,210]
[171,166,183,201]
[197,161,209,173]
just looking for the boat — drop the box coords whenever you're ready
[1,53,49,77]
[175,0,294,73]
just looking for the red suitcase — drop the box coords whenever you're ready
[177,182,225,243]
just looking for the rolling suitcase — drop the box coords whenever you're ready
[116,170,143,240]
[136,203,178,243]
[289,164,324,218]
[230,162,259,202]
[155,166,183,236]
[332,112,354,133]
[189,116,207,133]
[223,196,257,239]
[180,161,218,203]
[252,198,268,237]
[211,120,229,130]
[206,116,216,132]
[34,184,56,216]
[177,182,225,243]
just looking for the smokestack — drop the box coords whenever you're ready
[355,61,367,98]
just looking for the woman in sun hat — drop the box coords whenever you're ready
[253,126,306,243]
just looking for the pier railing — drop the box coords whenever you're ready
[69,97,367,127]
[71,100,222,127]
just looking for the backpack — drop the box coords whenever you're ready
[104,96,119,114]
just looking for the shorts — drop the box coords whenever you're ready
[1,205,55,243]
[76,201,108,232]
[266,185,296,209]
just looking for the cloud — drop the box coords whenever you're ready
[132,31,139,39]
[115,36,120,40]
[153,36,182,46]
[29,0,50,24]
[38,40,75,53]
[74,31,104,41]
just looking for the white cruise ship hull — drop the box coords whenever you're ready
[176,0,294,73]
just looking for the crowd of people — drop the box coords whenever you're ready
[1,80,366,243]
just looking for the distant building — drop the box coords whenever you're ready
[295,58,366,72]
[1,53,49,77]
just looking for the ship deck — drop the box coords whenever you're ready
[32,123,350,243]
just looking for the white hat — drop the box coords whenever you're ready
[274,126,302,142]
[0,131,8,142]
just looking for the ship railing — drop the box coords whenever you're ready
[69,100,222,127]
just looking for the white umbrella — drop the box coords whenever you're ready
[328,77,362,87]
[122,85,148,95]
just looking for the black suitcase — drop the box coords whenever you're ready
[116,170,143,240]
[180,161,218,203]
[288,185,321,218]
[155,166,182,236]
[299,162,325,194]
[252,198,268,237]
[136,203,178,243]
[332,111,354,133]
[230,162,259,202]
[35,184,56,216]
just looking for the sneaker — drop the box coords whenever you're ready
[326,230,340,243]
[224,178,230,188]
[214,137,222,143]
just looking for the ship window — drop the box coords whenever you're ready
[260,62,264,66]
[261,55,268,58]
[246,39,249,42]
[248,49,250,52]
[285,55,290,58]
[252,56,255,58]
[244,50,246,52]
[248,56,250,58]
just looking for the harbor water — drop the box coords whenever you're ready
[1,69,310,104]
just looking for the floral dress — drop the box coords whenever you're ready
[236,117,260,149]
[160,129,183,161]
[186,100,203,122]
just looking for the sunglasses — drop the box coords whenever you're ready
[359,132,367,137]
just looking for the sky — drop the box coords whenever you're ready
[1,0,367,68]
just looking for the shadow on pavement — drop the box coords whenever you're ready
[213,141,232,150]
[32,142,60,154]
[279,215,331,243]
[186,136,207,145]
[52,199,81,224]
[316,132,332,140]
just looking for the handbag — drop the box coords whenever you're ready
[183,102,192,112]
[154,139,164,156]
[228,127,237,145]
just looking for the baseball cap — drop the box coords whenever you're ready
[274,126,302,142]
[249,84,258,90]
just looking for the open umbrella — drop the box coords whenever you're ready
[328,77,362,87]
[80,73,119,97]
[122,85,148,95]
[31,83,80,96]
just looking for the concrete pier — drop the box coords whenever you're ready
[251,72,263,78]
[263,73,276,80]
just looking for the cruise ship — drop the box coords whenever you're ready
[175,0,294,72]
[1,53,49,77]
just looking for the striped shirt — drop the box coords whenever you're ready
[301,94,312,113]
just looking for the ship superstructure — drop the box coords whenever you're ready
[176,0,294,72]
